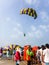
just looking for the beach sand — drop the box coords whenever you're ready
[0,58,41,65]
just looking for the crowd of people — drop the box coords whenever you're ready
[0,43,49,65]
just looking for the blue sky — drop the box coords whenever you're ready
[0,0,49,47]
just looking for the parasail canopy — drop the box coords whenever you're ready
[20,8,37,19]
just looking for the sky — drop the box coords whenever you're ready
[0,0,49,47]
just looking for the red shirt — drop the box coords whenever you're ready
[15,51,20,61]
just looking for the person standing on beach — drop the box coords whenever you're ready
[43,44,49,65]
[14,47,21,65]
[26,46,34,65]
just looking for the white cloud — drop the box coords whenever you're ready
[16,23,22,28]
[10,23,23,39]
[13,23,22,31]
[28,30,42,39]
[27,24,49,39]
[6,17,11,22]
[13,27,23,35]
[27,25,43,38]
[40,11,49,22]
[10,30,23,39]
[0,17,11,24]
[27,32,34,37]
[24,0,40,8]
[0,0,14,7]
[35,30,42,38]
[25,0,32,4]
[39,25,49,32]
[31,25,36,31]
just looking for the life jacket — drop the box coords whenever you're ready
[23,46,29,60]
[26,50,31,61]
[26,49,34,61]
[32,46,38,57]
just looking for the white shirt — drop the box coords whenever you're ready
[43,48,49,63]
[40,49,42,55]
[39,49,43,62]
[36,49,40,56]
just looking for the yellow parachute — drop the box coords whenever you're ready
[20,8,37,19]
